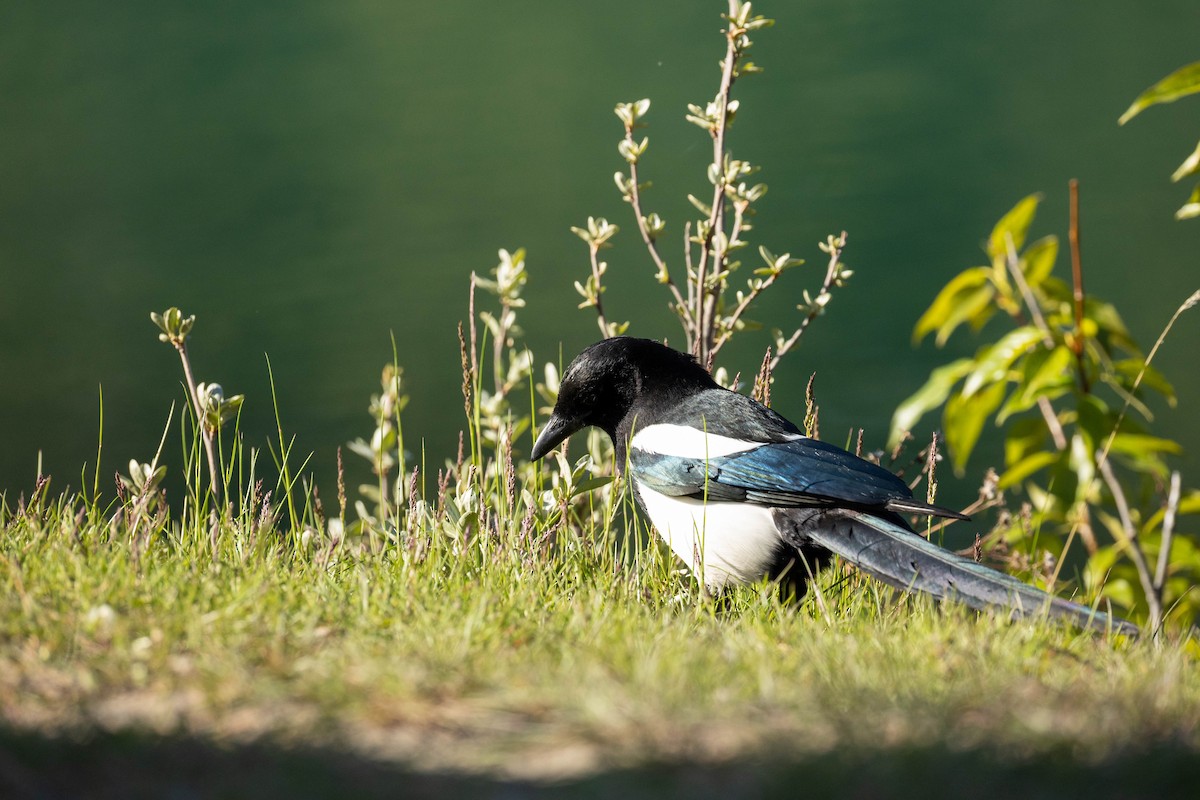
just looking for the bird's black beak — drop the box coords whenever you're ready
[531,413,579,461]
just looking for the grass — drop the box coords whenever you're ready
[2,490,1198,797]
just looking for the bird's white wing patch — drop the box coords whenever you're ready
[632,423,783,459]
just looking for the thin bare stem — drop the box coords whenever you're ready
[684,221,696,310]
[1098,457,1163,629]
[174,341,220,503]
[1039,386,1099,558]
[709,201,756,357]
[750,346,773,406]
[803,372,819,439]
[713,280,776,356]
[336,446,347,527]
[1037,396,1068,451]
[933,495,1005,538]
[468,274,479,384]
[623,143,690,327]
[693,1,743,361]
[924,431,940,507]
[493,304,507,395]
[798,550,832,626]
[1095,290,1199,474]
[693,251,709,356]
[1003,232,1055,348]
[1061,293,1197,603]
[587,244,611,338]
[457,322,472,427]
[1154,471,1182,592]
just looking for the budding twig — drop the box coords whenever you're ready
[771,233,847,370]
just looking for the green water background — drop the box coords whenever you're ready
[2,1,1197,509]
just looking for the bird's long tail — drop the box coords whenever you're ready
[775,507,1139,637]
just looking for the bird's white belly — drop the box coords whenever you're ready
[634,480,781,590]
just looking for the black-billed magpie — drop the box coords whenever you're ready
[531,337,1137,635]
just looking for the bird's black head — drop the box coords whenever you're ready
[530,337,716,461]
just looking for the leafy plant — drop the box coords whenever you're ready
[151,307,244,505]
[337,247,620,575]
[890,192,1200,630]
[573,0,851,376]
[459,249,619,546]
[1119,60,1200,219]
[346,361,410,534]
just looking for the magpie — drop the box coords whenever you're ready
[531,336,1137,636]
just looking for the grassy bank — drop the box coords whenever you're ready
[2,500,1197,796]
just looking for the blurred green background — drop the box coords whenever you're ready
[2,0,1197,506]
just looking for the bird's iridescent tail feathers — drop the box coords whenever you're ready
[774,507,1139,637]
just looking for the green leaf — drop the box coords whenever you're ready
[1037,276,1072,306]
[987,194,1042,261]
[943,380,1005,474]
[1025,481,1068,522]
[998,450,1061,490]
[1098,577,1137,612]
[996,345,1074,424]
[961,326,1046,398]
[1172,139,1200,182]
[1108,433,1183,457]
[887,358,974,448]
[1108,436,1176,479]
[1004,415,1050,467]
[913,267,994,345]
[1075,393,1115,455]
[687,194,712,215]
[1141,489,1200,535]
[1027,344,1076,396]
[1111,359,1176,403]
[1086,544,1121,586]
[1101,374,1157,424]
[1119,61,1200,125]
[1107,433,1181,479]
[1069,432,1098,507]
[1020,235,1059,288]
[1086,297,1137,353]
[1177,183,1200,220]
[1158,532,1199,569]
[572,476,614,497]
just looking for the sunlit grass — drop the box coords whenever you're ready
[2,497,1197,781]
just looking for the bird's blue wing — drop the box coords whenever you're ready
[630,450,749,502]
[717,437,914,507]
[631,437,914,509]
